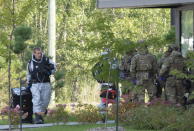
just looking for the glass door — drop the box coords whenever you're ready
[181,10,193,57]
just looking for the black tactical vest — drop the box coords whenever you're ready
[28,56,51,83]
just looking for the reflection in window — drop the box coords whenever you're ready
[181,10,193,57]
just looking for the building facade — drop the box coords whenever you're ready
[97,0,194,57]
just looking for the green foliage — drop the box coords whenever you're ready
[54,2,171,102]
[162,109,194,131]
[120,103,194,131]
[0,106,20,125]
[45,105,69,123]
[170,69,188,79]
[0,119,8,125]
[120,80,134,94]
[14,26,32,41]
[92,56,120,83]
[54,70,65,89]
[164,27,176,44]
[13,39,26,54]
[169,51,194,80]
[124,105,181,130]
[75,104,103,123]
[0,0,171,104]
[13,26,32,54]
[185,52,194,80]
[55,70,65,81]
[186,51,194,74]
[55,80,65,89]
[110,102,138,121]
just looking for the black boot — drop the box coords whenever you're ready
[44,109,48,115]
[39,115,44,123]
[34,113,44,124]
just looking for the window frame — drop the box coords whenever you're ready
[175,4,194,56]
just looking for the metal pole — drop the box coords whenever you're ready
[116,82,119,131]
[48,0,56,62]
[48,0,56,107]
[8,0,16,130]
[19,77,22,131]
[105,65,112,127]
[8,42,12,131]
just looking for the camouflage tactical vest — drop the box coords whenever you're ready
[170,56,185,72]
[136,54,153,71]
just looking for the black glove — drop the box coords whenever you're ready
[27,81,32,89]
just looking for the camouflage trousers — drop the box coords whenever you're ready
[133,79,156,103]
[165,77,184,104]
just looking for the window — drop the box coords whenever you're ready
[181,10,193,57]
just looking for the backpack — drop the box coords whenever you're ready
[136,54,153,71]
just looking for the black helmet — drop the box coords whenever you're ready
[168,44,180,52]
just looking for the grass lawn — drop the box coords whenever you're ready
[0,119,8,125]
[24,124,155,131]
[1,118,155,131]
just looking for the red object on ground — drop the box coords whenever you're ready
[102,98,116,104]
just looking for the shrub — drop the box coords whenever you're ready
[163,108,194,131]
[124,105,180,130]
[0,105,20,125]
[118,99,185,130]
[109,102,138,121]
[45,104,69,123]
[75,104,103,123]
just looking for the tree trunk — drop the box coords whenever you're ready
[71,79,78,102]
[8,0,16,130]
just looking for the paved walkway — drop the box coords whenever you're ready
[0,120,115,130]
[87,126,125,131]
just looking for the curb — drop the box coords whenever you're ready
[0,120,115,130]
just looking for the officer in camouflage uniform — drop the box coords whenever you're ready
[156,46,173,98]
[159,45,186,105]
[119,50,136,95]
[119,51,134,79]
[130,43,157,103]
